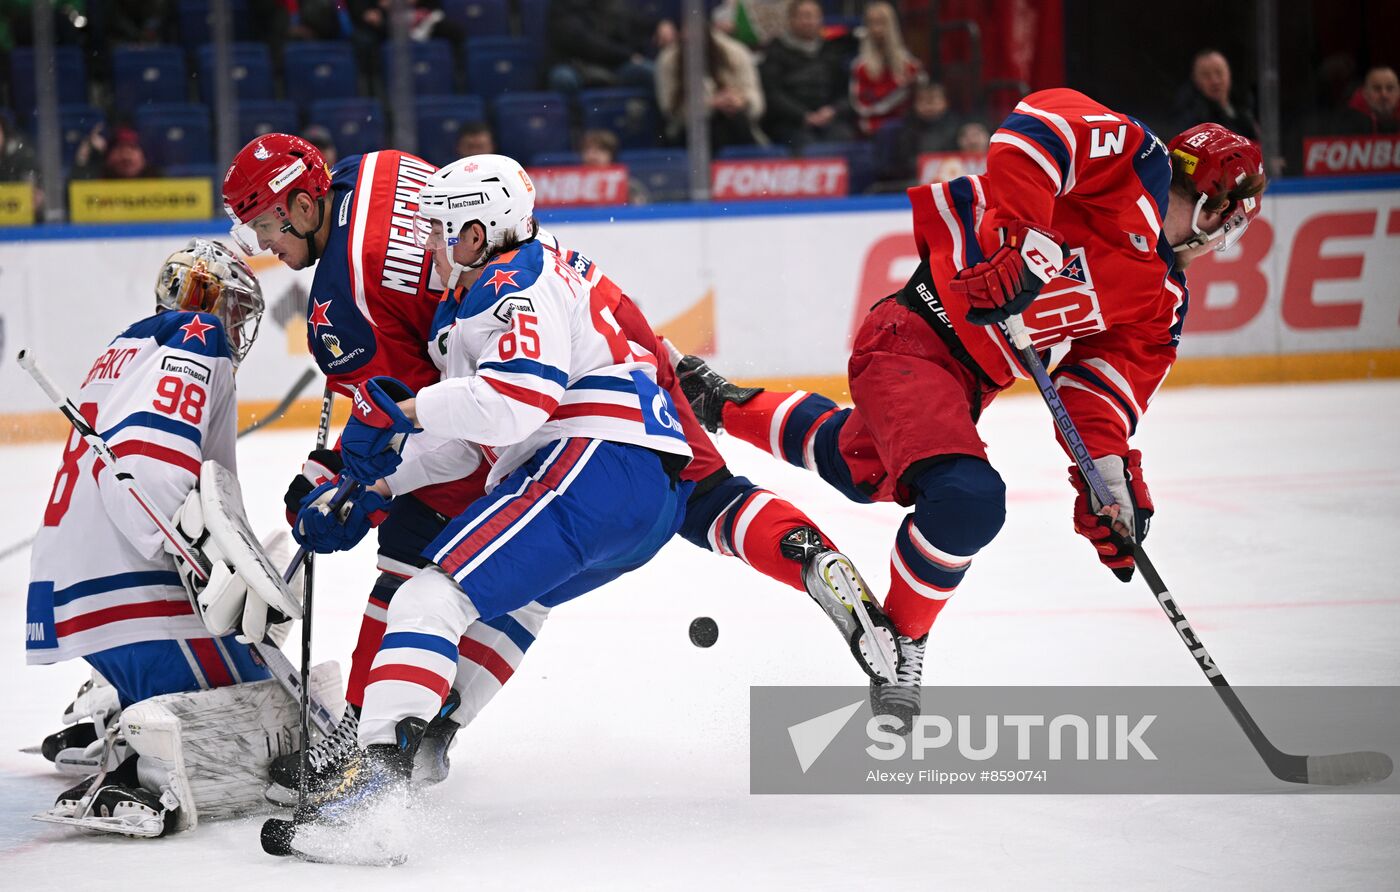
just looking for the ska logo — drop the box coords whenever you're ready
[1023,247,1105,348]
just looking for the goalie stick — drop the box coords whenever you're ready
[998,318,1392,786]
[0,366,321,564]
[16,350,341,737]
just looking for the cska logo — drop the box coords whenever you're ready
[253,143,271,160]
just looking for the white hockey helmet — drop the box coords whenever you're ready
[415,153,537,288]
[155,238,264,365]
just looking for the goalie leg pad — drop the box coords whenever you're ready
[120,661,344,832]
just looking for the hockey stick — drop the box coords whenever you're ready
[237,366,319,437]
[17,349,340,735]
[996,318,1392,786]
[0,365,322,564]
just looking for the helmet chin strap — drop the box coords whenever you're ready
[281,194,327,265]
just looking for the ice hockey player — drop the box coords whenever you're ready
[222,134,494,802]
[286,153,694,837]
[25,239,329,837]
[224,135,899,803]
[679,91,1267,726]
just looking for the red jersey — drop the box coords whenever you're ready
[850,56,924,136]
[908,88,1188,461]
[310,150,486,515]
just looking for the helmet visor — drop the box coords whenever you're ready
[157,253,265,364]
[228,205,286,255]
[414,214,455,253]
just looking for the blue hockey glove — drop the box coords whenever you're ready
[293,479,391,554]
[341,376,421,483]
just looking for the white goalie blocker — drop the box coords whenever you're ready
[170,461,304,641]
[36,662,345,838]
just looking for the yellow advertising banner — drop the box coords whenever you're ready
[0,182,35,226]
[69,177,213,223]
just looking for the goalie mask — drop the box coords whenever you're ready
[155,238,265,365]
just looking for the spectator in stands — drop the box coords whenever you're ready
[72,123,158,179]
[955,121,990,153]
[888,82,959,178]
[580,128,619,166]
[656,24,766,151]
[281,1,353,41]
[1174,48,1260,142]
[348,1,465,93]
[454,120,495,157]
[0,115,37,184]
[303,124,338,167]
[105,0,174,44]
[760,0,853,148]
[849,1,925,138]
[547,0,671,95]
[1338,65,1400,134]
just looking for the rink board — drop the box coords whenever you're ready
[1,178,1397,439]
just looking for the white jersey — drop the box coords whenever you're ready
[395,230,690,493]
[26,311,237,665]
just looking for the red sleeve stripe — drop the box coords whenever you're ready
[483,375,560,413]
[550,402,644,423]
[92,440,202,479]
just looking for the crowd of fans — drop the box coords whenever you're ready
[0,1,1395,218]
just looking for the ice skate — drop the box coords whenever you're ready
[265,707,361,805]
[675,353,763,433]
[868,635,928,735]
[36,753,180,838]
[413,688,463,786]
[783,527,902,682]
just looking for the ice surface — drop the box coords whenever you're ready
[3,381,1398,888]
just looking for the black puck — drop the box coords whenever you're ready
[689,616,719,648]
[261,817,298,857]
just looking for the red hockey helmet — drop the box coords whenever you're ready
[1167,123,1265,253]
[222,133,332,255]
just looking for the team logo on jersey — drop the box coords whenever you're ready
[1056,255,1087,284]
[253,144,271,160]
[179,315,216,345]
[322,333,344,358]
[161,355,211,384]
[484,268,520,294]
[308,298,333,333]
[493,296,534,325]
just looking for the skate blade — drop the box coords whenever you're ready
[18,744,43,755]
[32,810,164,838]
[815,554,901,682]
[264,782,298,807]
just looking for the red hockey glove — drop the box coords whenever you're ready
[1070,450,1154,583]
[947,220,1066,326]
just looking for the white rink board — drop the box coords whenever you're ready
[1,185,1397,415]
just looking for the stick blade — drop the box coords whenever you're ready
[1305,751,1394,786]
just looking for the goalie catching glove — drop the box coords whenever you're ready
[1070,450,1154,582]
[167,462,303,640]
[947,220,1066,325]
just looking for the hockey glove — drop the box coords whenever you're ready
[167,488,256,636]
[293,478,391,554]
[1070,450,1154,583]
[283,448,343,525]
[947,220,1066,326]
[341,376,421,484]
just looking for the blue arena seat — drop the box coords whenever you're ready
[308,98,386,158]
[716,144,790,160]
[466,38,539,99]
[196,43,274,106]
[236,100,299,145]
[382,40,456,96]
[530,151,583,166]
[518,0,549,46]
[177,0,252,45]
[618,148,690,203]
[285,42,359,111]
[113,47,189,114]
[58,105,104,166]
[442,0,511,36]
[493,92,570,162]
[415,95,487,167]
[135,103,213,167]
[9,46,88,121]
[577,88,660,150]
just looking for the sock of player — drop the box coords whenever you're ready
[359,566,479,747]
[714,490,833,591]
[342,557,418,709]
[884,458,1006,639]
[450,601,548,727]
[720,391,840,470]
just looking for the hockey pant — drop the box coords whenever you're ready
[85,635,271,709]
[716,297,1007,639]
[358,438,689,745]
